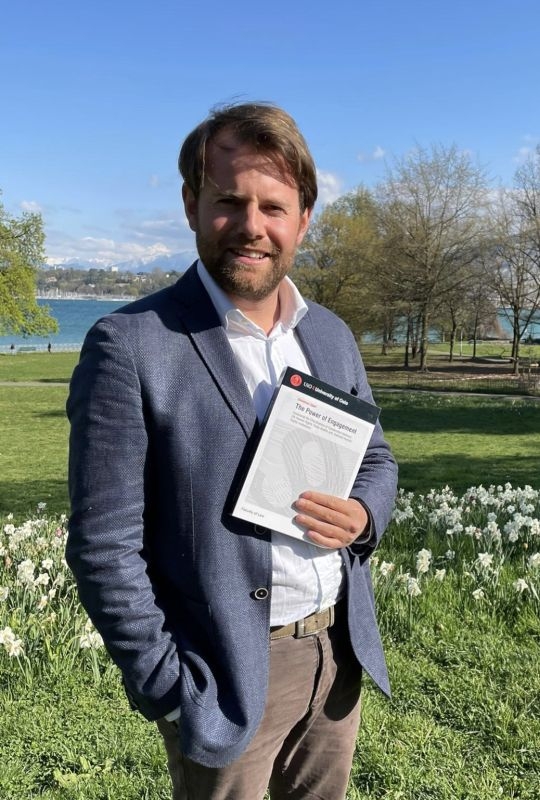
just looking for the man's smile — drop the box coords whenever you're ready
[228,247,272,262]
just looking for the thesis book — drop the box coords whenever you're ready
[231,367,380,544]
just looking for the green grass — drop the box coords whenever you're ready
[376,392,540,494]
[0,351,79,383]
[2,363,540,517]
[1,353,540,799]
[0,385,70,515]
[352,607,540,799]
[360,341,540,363]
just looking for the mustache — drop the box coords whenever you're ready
[225,240,281,257]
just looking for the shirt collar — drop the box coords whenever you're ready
[196,260,308,335]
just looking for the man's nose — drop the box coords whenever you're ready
[238,203,265,238]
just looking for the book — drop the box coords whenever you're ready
[231,367,380,544]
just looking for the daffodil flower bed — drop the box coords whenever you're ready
[1,484,539,677]
[0,508,106,683]
[372,483,540,634]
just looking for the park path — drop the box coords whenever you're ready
[1,380,539,401]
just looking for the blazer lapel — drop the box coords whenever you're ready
[173,265,257,437]
[295,309,337,385]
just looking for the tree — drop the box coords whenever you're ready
[486,148,540,371]
[0,197,58,337]
[376,144,488,370]
[439,261,498,361]
[294,189,381,339]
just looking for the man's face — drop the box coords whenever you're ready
[183,130,311,303]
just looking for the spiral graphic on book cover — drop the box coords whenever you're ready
[245,421,359,513]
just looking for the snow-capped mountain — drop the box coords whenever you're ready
[45,250,197,273]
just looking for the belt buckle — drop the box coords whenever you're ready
[294,616,306,637]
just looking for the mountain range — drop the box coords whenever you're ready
[45,250,197,273]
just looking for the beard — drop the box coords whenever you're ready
[196,232,294,302]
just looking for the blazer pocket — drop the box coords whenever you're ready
[177,594,218,710]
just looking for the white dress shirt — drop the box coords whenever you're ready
[197,261,344,626]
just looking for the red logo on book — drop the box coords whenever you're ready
[290,374,302,387]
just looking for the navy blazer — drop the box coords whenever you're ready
[66,264,398,768]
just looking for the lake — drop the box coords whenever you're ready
[0,298,539,353]
[0,298,127,351]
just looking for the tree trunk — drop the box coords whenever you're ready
[449,322,457,362]
[419,311,429,371]
[404,316,411,368]
[512,310,520,373]
[472,315,479,359]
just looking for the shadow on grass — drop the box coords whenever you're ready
[0,479,69,518]
[397,453,540,495]
[35,409,67,418]
[3,455,538,521]
[380,397,540,435]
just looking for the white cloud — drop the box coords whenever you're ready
[316,169,343,206]
[20,200,42,213]
[45,211,196,265]
[45,237,177,266]
[357,146,386,163]
[512,135,539,163]
[125,215,190,242]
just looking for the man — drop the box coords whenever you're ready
[66,102,398,800]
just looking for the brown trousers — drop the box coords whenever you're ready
[156,611,362,800]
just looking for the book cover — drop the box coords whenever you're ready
[231,368,380,544]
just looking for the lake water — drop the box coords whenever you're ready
[1,298,539,353]
[0,299,127,351]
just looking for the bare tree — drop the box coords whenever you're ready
[486,148,540,371]
[376,144,489,370]
[439,261,498,361]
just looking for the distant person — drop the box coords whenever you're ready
[66,102,398,800]
[10,343,15,352]
[47,342,52,353]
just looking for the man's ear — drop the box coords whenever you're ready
[182,184,198,232]
[296,207,313,246]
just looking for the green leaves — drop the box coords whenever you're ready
[0,198,58,337]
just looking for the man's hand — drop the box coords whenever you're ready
[293,491,369,549]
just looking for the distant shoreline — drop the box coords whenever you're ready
[37,294,132,302]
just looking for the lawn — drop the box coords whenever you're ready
[2,385,539,517]
[0,351,78,383]
[1,354,539,799]
[379,392,540,493]
[0,385,70,516]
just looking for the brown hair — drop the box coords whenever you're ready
[178,102,318,212]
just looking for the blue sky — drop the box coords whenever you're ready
[1,0,539,267]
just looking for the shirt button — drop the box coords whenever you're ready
[253,587,269,600]
[254,525,269,535]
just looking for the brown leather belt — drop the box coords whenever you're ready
[270,604,336,640]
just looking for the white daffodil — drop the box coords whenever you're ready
[476,553,494,569]
[528,553,540,570]
[416,549,432,575]
[406,577,422,597]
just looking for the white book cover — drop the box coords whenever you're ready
[231,368,380,544]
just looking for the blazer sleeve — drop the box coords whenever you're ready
[347,340,398,561]
[65,318,181,720]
